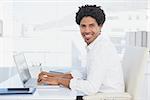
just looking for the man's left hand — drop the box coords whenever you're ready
[38,76,59,85]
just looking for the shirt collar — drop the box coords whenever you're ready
[86,33,104,51]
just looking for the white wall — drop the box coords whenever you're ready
[0,0,149,66]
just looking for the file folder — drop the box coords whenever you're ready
[0,88,36,95]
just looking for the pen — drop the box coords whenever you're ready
[39,63,42,72]
[39,64,48,78]
[40,67,42,72]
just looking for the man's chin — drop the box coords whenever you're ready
[85,41,91,45]
[84,39,91,45]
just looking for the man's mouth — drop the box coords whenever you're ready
[85,38,90,43]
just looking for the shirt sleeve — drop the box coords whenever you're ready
[70,66,87,80]
[70,58,107,95]
[69,41,112,95]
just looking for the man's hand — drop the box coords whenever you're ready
[37,71,73,88]
[38,71,65,78]
[38,71,63,85]
[38,71,57,77]
[38,76,59,85]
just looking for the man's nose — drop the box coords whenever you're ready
[84,27,90,33]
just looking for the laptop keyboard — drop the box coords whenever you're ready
[25,78,60,88]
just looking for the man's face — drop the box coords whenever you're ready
[80,16,102,45]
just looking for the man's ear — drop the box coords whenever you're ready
[99,24,103,29]
[99,24,103,27]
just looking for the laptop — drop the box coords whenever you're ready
[13,53,59,89]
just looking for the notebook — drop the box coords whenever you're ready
[0,88,36,95]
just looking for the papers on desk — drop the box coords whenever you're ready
[49,71,64,74]
[49,67,71,73]
[0,88,36,95]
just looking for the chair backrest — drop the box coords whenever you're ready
[122,46,149,100]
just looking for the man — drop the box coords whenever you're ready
[38,5,124,95]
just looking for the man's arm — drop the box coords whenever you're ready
[62,73,73,79]
[38,71,73,79]
[38,75,71,88]
[38,72,73,87]
[57,78,71,88]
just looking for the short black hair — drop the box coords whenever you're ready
[75,5,105,25]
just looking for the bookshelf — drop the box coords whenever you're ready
[127,31,150,51]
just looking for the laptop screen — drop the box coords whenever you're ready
[13,53,31,84]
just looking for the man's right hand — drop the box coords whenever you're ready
[38,71,73,82]
[38,71,63,83]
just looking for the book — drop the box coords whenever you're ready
[0,88,36,95]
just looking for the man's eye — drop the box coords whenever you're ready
[90,24,95,28]
[80,25,85,28]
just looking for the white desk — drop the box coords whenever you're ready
[0,88,76,100]
[0,68,77,100]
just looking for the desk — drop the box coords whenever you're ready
[0,68,77,100]
[0,88,76,100]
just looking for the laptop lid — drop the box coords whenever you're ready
[13,53,61,88]
[13,53,32,86]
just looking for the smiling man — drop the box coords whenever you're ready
[38,5,124,96]
[79,16,102,45]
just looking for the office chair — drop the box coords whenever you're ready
[83,46,149,100]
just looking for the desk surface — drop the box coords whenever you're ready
[0,88,76,100]
[0,68,77,100]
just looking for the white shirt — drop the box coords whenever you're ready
[70,33,125,95]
